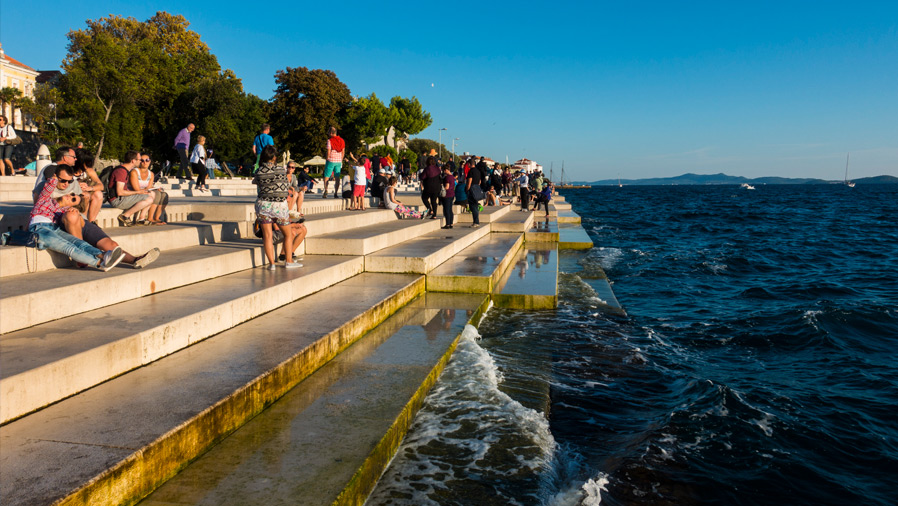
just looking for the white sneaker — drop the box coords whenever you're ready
[268,264,277,271]
[134,247,160,269]
[285,262,303,269]
[101,246,125,272]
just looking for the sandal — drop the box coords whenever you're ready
[117,214,133,227]
[138,220,152,226]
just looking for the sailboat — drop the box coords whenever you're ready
[844,153,856,187]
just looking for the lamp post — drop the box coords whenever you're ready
[452,138,459,159]
[438,128,447,160]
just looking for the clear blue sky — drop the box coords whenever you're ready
[3,1,896,180]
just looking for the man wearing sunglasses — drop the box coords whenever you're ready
[32,146,78,203]
[29,165,124,271]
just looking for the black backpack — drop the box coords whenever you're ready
[99,165,118,201]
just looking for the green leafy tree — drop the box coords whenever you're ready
[407,138,455,163]
[388,96,432,150]
[341,93,394,153]
[60,12,219,158]
[0,87,24,127]
[370,145,398,160]
[269,67,352,160]
[18,83,60,140]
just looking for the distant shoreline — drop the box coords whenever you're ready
[578,173,898,186]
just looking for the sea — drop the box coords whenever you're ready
[367,184,898,506]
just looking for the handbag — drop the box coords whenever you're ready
[6,136,23,145]
[469,184,484,202]
[439,187,447,198]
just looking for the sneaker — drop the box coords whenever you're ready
[134,247,160,269]
[101,246,125,271]
[471,224,480,228]
[285,261,303,269]
[268,264,277,271]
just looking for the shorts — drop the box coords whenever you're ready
[109,194,150,211]
[0,144,14,159]
[82,221,110,247]
[324,161,342,178]
[352,184,365,197]
[152,190,169,205]
[255,199,290,226]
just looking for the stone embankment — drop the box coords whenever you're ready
[0,175,619,505]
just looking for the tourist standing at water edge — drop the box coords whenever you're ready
[465,159,483,227]
[516,170,530,211]
[173,123,194,180]
[252,123,274,172]
[441,165,456,229]
[253,145,298,269]
[322,126,345,198]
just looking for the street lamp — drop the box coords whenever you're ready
[452,138,459,158]
[438,128,447,160]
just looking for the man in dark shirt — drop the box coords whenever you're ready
[465,159,483,227]
[372,168,388,207]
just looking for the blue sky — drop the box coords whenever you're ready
[3,1,896,180]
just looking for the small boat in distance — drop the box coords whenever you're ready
[844,153,856,187]
[741,183,756,190]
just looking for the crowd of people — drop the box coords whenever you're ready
[7,121,556,273]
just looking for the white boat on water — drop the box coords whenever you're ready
[741,183,756,190]
[844,153,856,187]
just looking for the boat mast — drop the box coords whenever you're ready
[845,153,850,182]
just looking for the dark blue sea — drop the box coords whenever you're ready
[368,184,898,505]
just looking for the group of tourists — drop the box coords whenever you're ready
[22,146,162,271]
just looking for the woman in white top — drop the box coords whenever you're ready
[189,135,208,192]
[0,115,17,176]
[129,153,169,225]
[384,176,424,219]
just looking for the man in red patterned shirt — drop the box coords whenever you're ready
[29,165,124,271]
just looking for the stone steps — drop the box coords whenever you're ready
[559,222,594,249]
[365,223,491,274]
[452,203,512,223]
[0,273,423,506]
[0,254,364,423]
[139,292,488,506]
[305,218,442,256]
[426,233,524,293]
[491,208,536,233]
[493,245,559,309]
[525,215,560,242]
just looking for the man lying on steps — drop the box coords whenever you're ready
[55,176,160,269]
[29,165,124,271]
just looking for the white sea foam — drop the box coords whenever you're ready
[595,247,624,270]
[367,325,557,504]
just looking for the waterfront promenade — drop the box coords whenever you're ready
[0,175,618,505]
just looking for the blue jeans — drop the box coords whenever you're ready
[29,222,103,267]
[206,166,216,179]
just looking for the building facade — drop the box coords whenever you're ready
[0,43,39,131]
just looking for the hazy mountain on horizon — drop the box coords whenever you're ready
[582,172,898,186]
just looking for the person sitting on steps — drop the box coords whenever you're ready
[107,150,154,227]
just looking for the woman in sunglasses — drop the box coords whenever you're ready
[129,153,168,225]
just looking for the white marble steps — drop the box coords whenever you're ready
[525,215,560,242]
[559,223,594,249]
[304,217,443,256]
[493,245,560,309]
[453,203,512,223]
[0,239,271,334]
[139,292,488,506]
[0,254,365,424]
[426,233,524,293]
[365,222,491,274]
[0,201,196,232]
[491,208,536,233]
[302,208,396,236]
[0,220,250,278]
[0,272,422,506]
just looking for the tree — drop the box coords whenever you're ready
[388,96,432,150]
[18,83,60,140]
[407,138,456,164]
[0,87,23,126]
[341,93,394,153]
[60,12,219,158]
[269,67,352,160]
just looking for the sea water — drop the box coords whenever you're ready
[368,185,898,505]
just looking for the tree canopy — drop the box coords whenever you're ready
[269,67,352,160]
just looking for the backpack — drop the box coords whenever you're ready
[490,170,501,187]
[100,165,126,201]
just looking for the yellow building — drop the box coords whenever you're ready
[0,43,39,131]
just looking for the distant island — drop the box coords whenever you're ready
[581,173,898,186]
